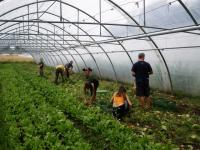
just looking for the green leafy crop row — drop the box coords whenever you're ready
[11,63,176,150]
[0,64,91,150]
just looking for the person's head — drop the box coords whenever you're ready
[84,81,93,95]
[70,61,73,64]
[117,85,126,96]
[83,68,92,78]
[138,53,145,60]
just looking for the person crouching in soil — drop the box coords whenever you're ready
[111,86,132,120]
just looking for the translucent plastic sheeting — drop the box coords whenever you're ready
[99,43,127,52]
[0,0,200,96]
[144,0,193,28]
[162,48,200,96]
[92,53,116,80]
[107,52,133,83]
[86,46,105,54]
[122,39,154,52]
[182,0,200,24]
[152,32,200,48]
[79,54,101,78]
[128,50,171,92]
[72,55,88,73]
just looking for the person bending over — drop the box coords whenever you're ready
[111,86,132,120]
[84,77,99,105]
[55,64,65,84]
[64,61,73,78]
[131,53,153,109]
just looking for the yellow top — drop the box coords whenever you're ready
[56,65,65,70]
[112,92,125,107]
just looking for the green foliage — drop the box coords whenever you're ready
[0,63,90,149]
[1,62,199,149]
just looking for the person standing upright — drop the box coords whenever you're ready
[38,58,44,77]
[131,53,153,109]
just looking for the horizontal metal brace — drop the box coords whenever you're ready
[0,19,164,30]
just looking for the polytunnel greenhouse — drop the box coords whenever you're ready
[0,0,200,149]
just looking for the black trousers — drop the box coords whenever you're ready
[55,68,64,83]
[136,79,150,97]
[66,69,70,78]
[39,68,44,76]
[112,104,126,119]
[113,102,130,119]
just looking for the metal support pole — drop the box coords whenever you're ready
[5,24,196,50]
[22,16,25,44]
[143,0,146,26]
[22,17,25,33]
[47,30,49,48]
[99,0,102,36]
[18,23,21,48]
[0,19,166,30]
[27,5,30,40]
[54,25,55,46]
[77,10,79,40]
[35,39,37,51]
[63,22,64,44]
[62,24,200,48]
[37,0,39,34]
[41,35,42,50]
[60,0,62,21]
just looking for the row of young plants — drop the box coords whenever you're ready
[98,82,200,148]
[0,65,8,150]
[22,62,200,149]
[10,62,200,149]
[13,63,177,149]
[0,64,91,149]
[37,62,200,148]
[94,82,200,148]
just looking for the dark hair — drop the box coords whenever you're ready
[138,53,145,59]
[88,67,92,72]
[82,67,92,72]
[116,85,126,96]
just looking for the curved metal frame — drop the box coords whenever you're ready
[0,15,101,75]
[2,28,64,66]
[0,0,132,80]
[177,0,198,25]
[2,27,65,66]
[0,9,110,78]
[106,0,200,92]
[2,26,72,67]
[0,0,199,89]
[106,0,174,92]
[0,20,87,71]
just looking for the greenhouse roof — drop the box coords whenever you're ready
[0,0,200,95]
